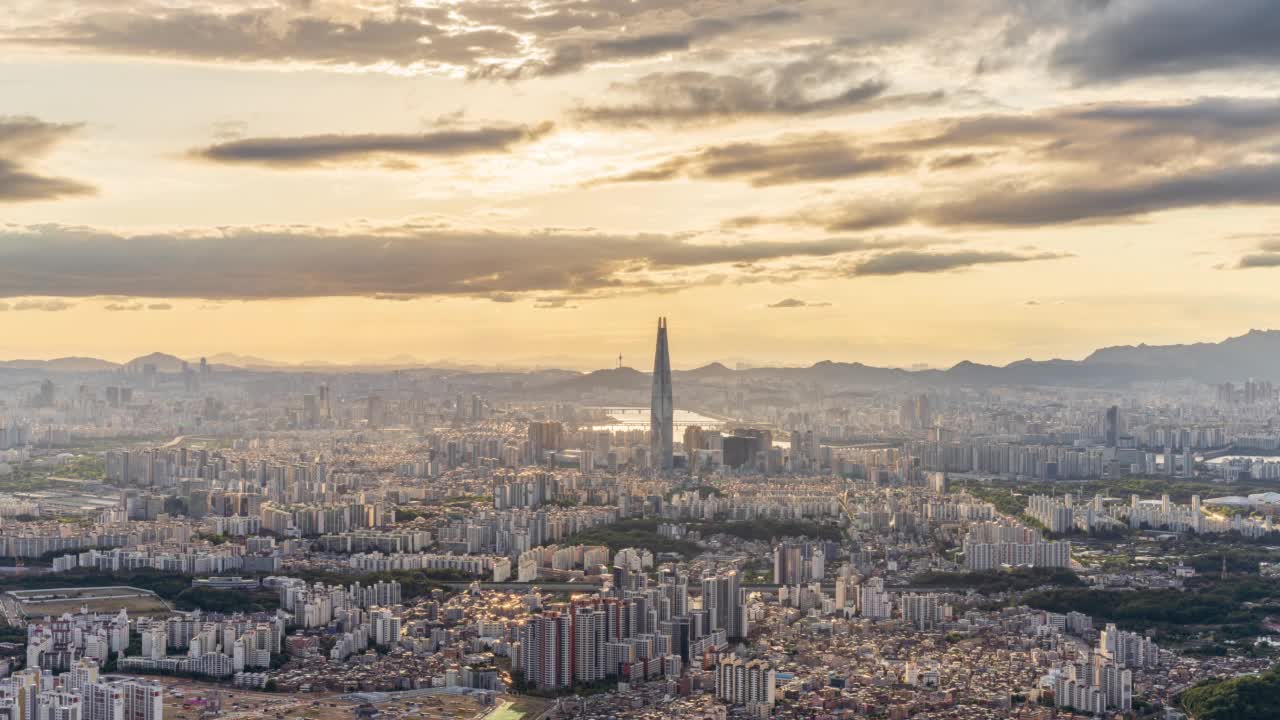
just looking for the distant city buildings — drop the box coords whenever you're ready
[2,324,1278,719]
[962,520,1072,571]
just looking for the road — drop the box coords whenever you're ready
[442,581,973,594]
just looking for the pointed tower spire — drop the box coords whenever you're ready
[650,317,674,473]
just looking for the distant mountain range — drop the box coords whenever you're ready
[4,329,1280,386]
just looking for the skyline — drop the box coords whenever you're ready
[5,2,1280,365]
[5,325,1280,374]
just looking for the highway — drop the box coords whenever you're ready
[441,581,972,594]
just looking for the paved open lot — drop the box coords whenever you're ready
[5,586,171,619]
[115,675,545,720]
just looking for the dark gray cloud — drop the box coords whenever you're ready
[727,97,1280,230]
[0,116,94,203]
[1051,1,1280,82]
[928,153,992,171]
[595,134,909,187]
[767,298,830,308]
[888,97,1280,168]
[928,163,1280,228]
[1231,237,1280,270]
[0,224,912,301]
[851,250,1067,276]
[574,58,909,125]
[724,202,915,233]
[824,204,917,232]
[193,123,554,168]
[789,160,1280,231]
[600,96,1280,198]
[1236,253,1280,269]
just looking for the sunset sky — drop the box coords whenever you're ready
[3,0,1280,369]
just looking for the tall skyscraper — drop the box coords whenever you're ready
[650,317,674,473]
[1104,405,1119,447]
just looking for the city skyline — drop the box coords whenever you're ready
[4,2,1280,365]
[5,326,1280,381]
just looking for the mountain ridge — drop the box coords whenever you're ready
[2,330,1278,386]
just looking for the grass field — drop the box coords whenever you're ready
[486,698,546,720]
[487,702,524,720]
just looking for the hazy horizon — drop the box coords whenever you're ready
[1,326,1277,373]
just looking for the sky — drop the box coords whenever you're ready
[3,0,1280,369]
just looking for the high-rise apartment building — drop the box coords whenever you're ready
[716,656,776,708]
[701,569,747,639]
[520,612,572,691]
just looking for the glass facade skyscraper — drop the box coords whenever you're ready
[650,317,673,473]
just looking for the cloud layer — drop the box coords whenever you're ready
[849,250,1068,276]
[594,134,908,187]
[14,5,521,70]
[768,298,831,308]
[699,97,1280,230]
[194,123,554,168]
[573,57,909,126]
[6,1,826,78]
[1052,1,1280,82]
[0,224,948,302]
[0,117,94,203]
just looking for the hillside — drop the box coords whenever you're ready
[1180,665,1280,720]
[4,330,1280,385]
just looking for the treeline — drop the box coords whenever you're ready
[173,587,280,614]
[0,569,278,614]
[1187,548,1280,575]
[1024,577,1280,638]
[1180,665,1280,720]
[961,485,1027,516]
[1099,477,1271,503]
[0,569,193,600]
[0,566,464,615]
[912,567,1084,593]
[565,519,702,558]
